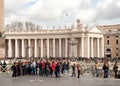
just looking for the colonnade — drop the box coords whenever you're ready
[6,37,104,59]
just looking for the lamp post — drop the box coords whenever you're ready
[68,37,78,59]
[26,44,33,60]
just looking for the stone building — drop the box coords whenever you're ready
[100,24,120,58]
[5,20,104,59]
[0,0,5,59]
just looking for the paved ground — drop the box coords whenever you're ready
[0,73,120,86]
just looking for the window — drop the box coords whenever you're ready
[116,53,118,56]
[107,36,109,38]
[116,39,118,45]
[107,40,109,45]
[118,29,120,32]
[116,48,119,51]
[116,36,118,38]
[109,30,111,32]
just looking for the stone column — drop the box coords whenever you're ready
[65,38,68,57]
[41,39,43,58]
[59,38,61,57]
[101,38,104,57]
[97,38,100,57]
[53,38,55,57]
[8,39,12,57]
[22,39,25,58]
[15,39,18,58]
[87,37,90,58]
[28,39,31,58]
[34,39,37,58]
[74,39,77,58]
[81,37,84,57]
[91,37,93,58]
[47,38,50,58]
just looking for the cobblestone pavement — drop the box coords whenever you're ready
[0,73,120,86]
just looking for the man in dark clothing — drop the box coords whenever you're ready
[113,62,118,78]
[55,62,60,78]
[11,62,17,79]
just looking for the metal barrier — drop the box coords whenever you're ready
[0,65,12,73]
[70,62,120,77]
[0,62,120,78]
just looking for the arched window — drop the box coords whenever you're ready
[106,48,111,52]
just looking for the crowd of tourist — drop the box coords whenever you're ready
[11,59,72,79]
[0,57,120,79]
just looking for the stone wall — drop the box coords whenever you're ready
[0,37,5,58]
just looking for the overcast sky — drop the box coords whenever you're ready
[5,0,120,28]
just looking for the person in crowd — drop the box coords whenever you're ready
[39,60,43,76]
[71,63,76,77]
[95,61,99,77]
[39,60,45,76]
[35,60,39,75]
[66,60,70,73]
[11,62,17,79]
[45,60,50,76]
[76,63,81,78]
[51,61,56,75]
[55,62,61,78]
[31,60,37,75]
[113,61,118,78]
[17,61,22,76]
[61,61,67,74]
[22,61,26,75]
[25,62,29,75]
[102,61,109,78]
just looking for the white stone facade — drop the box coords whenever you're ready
[5,20,104,59]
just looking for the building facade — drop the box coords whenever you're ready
[101,24,120,58]
[0,0,4,32]
[5,20,104,59]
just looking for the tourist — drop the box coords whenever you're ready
[55,62,61,78]
[102,61,109,78]
[11,62,17,79]
[51,61,56,75]
[45,60,50,76]
[76,63,81,78]
[95,61,99,77]
[66,60,70,73]
[31,60,37,75]
[22,61,26,75]
[113,61,118,78]
[71,63,76,77]
[39,60,44,76]
[61,61,67,74]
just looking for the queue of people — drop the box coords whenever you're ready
[11,59,71,79]
[9,58,120,79]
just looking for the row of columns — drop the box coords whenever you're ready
[7,37,104,58]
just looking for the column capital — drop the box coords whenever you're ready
[34,38,37,40]
[8,38,12,40]
[91,37,93,39]
[21,39,25,40]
